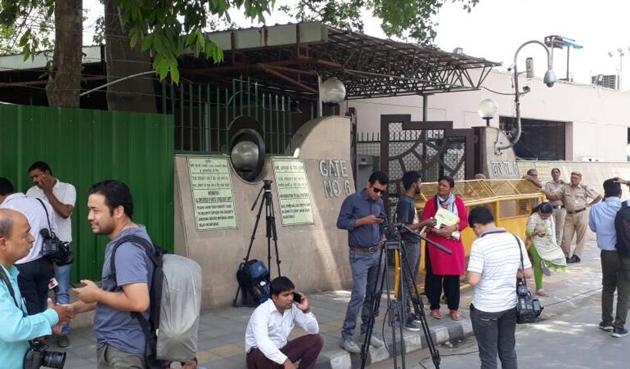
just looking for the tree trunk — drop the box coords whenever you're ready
[104,0,156,113]
[46,0,82,107]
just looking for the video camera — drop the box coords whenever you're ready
[24,341,66,369]
[40,229,72,265]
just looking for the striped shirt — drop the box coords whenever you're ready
[468,228,531,312]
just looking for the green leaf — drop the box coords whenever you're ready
[169,64,180,83]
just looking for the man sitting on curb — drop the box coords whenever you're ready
[245,276,323,369]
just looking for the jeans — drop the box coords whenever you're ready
[601,250,630,327]
[398,241,420,318]
[470,304,518,369]
[16,257,54,314]
[341,249,384,340]
[54,263,72,335]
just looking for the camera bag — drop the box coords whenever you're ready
[513,235,543,324]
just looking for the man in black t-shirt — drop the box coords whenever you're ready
[396,171,436,331]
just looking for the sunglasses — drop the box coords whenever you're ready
[372,187,386,194]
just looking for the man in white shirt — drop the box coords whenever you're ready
[245,276,323,369]
[26,161,76,347]
[0,177,57,316]
[467,207,533,369]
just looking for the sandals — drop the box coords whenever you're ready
[430,309,442,319]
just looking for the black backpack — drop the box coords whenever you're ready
[614,202,630,257]
[108,235,165,369]
[234,259,271,307]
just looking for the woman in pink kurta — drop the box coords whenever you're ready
[422,176,468,320]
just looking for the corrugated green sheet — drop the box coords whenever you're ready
[0,104,174,281]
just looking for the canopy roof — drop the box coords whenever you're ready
[182,22,500,99]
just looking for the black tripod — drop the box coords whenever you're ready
[233,180,282,306]
[360,224,452,369]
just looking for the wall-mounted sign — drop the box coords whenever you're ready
[188,157,237,230]
[272,158,314,225]
[319,159,352,198]
[488,160,520,179]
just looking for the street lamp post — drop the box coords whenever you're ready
[478,98,498,127]
[608,49,625,90]
[495,40,557,154]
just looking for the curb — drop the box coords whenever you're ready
[315,319,473,369]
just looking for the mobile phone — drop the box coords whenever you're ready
[377,214,385,219]
[293,292,303,304]
[71,282,86,288]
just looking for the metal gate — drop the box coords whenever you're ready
[379,114,474,213]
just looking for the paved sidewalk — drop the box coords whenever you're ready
[61,241,604,369]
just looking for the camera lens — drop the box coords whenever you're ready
[43,350,66,369]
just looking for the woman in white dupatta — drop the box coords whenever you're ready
[526,202,567,296]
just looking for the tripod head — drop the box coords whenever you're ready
[384,223,452,255]
[251,180,274,211]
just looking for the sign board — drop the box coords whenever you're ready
[188,156,237,230]
[272,158,314,225]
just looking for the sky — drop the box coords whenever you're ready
[82,0,630,87]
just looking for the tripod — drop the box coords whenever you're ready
[232,180,282,306]
[360,224,452,369]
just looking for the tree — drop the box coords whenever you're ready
[0,0,479,108]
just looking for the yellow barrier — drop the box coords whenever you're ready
[393,179,544,296]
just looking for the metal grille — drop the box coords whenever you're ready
[159,76,316,154]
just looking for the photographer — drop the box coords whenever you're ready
[396,171,436,331]
[467,207,532,369]
[245,276,322,369]
[0,209,73,369]
[27,161,76,347]
[336,171,388,353]
[0,177,57,315]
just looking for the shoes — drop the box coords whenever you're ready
[535,289,549,297]
[599,322,614,332]
[612,326,629,338]
[430,309,442,320]
[56,335,70,348]
[567,255,581,264]
[449,310,462,321]
[340,338,361,354]
[358,334,384,348]
[404,317,421,332]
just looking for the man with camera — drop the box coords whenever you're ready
[69,180,154,369]
[245,276,323,369]
[467,207,532,369]
[26,161,77,347]
[0,208,73,369]
[0,177,58,316]
[396,171,436,331]
[336,171,388,353]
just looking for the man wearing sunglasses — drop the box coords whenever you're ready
[336,171,389,353]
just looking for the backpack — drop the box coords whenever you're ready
[234,259,271,307]
[615,202,630,257]
[109,236,202,367]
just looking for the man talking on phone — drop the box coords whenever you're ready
[245,276,322,369]
[336,171,388,353]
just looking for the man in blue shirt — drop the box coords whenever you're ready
[396,171,436,332]
[336,171,388,353]
[70,180,154,369]
[588,178,629,338]
[0,209,72,369]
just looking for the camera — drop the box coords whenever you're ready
[40,229,72,265]
[515,278,543,324]
[24,342,66,369]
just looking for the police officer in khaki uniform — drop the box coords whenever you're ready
[542,171,602,263]
[544,168,567,245]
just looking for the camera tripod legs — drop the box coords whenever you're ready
[360,243,441,369]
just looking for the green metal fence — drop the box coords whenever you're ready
[0,104,174,282]
[161,76,316,154]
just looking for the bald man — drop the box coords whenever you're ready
[0,209,73,369]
